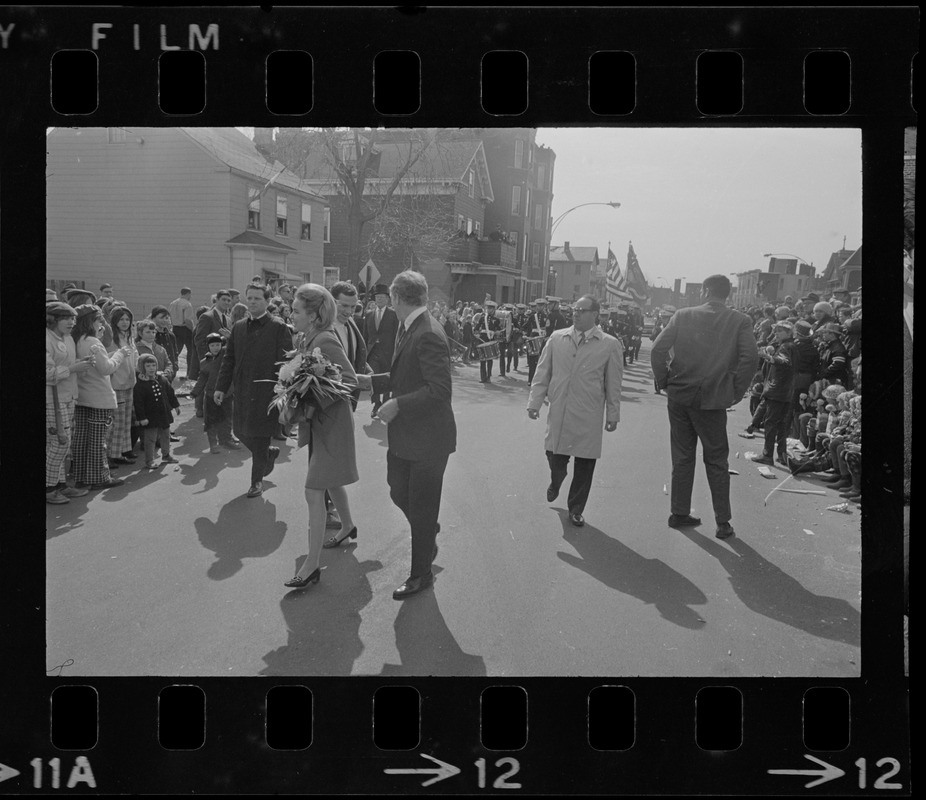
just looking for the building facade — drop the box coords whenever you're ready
[46,127,326,315]
[260,128,525,304]
[547,243,600,303]
[481,129,556,304]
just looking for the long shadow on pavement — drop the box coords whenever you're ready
[378,584,488,676]
[675,527,860,647]
[260,551,383,676]
[555,513,708,629]
[194,496,288,580]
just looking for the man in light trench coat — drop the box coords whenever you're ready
[527,295,624,527]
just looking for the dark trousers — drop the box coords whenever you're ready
[480,353,494,382]
[749,398,767,430]
[506,341,520,371]
[175,326,194,373]
[761,399,790,459]
[239,435,271,484]
[387,450,448,580]
[497,343,508,376]
[546,451,597,515]
[667,400,732,524]
[526,353,539,384]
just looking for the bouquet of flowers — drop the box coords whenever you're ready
[266,347,354,426]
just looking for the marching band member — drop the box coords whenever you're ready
[545,296,567,336]
[476,300,502,383]
[507,304,527,373]
[523,299,548,386]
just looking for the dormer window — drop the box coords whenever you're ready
[248,188,261,230]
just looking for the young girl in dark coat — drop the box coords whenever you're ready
[133,353,181,469]
[190,333,240,454]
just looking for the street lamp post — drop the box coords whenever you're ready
[551,201,621,236]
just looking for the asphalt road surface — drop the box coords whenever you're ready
[46,340,861,677]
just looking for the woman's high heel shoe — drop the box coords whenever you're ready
[323,526,358,549]
[284,567,321,588]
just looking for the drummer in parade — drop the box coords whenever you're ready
[523,299,548,386]
[506,304,527,373]
[475,300,503,383]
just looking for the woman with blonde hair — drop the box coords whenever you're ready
[284,283,360,589]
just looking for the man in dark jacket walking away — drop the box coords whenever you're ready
[650,274,756,540]
[214,284,293,498]
[750,321,796,467]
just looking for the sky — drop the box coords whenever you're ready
[535,127,862,288]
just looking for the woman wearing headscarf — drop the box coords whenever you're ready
[46,303,93,504]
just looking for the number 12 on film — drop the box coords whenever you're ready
[475,757,522,789]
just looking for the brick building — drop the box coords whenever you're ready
[46,127,326,315]
[481,129,556,303]
[257,128,525,304]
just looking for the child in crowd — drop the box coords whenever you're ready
[133,353,180,469]
[190,333,241,454]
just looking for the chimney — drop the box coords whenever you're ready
[253,127,274,158]
[564,241,570,252]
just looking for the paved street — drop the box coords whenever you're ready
[46,340,860,678]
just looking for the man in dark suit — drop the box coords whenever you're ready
[193,290,233,417]
[362,284,399,417]
[214,284,293,498]
[356,271,457,599]
[650,274,756,540]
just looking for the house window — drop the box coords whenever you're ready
[537,164,546,190]
[534,203,543,230]
[511,186,522,216]
[323,207,330,243]
[248,188,261,230]
[467,218,476,235]
[474,220,481,237]
[458,214,466,231]
[338,140,354,164]
[107,128,126,144]
[276,195,287,236]
[525,188,531,218]
[301,202,312,240]
[514,139,524,169]
[532,242,541,267]
[468,170,475,198]
[323,267,340,288]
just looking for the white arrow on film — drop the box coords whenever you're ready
[384,753,460,787]
[0,762,21,784]
[768,754,845,788]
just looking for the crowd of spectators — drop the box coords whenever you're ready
[45,279,312,503]
[736,290,862,503]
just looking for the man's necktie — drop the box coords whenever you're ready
[396,322,407,351]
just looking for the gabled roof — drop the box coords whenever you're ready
[282,130,493,201]
[838,245,862,270]
[548,245,600,264]
[225,230,297,252]
[821,247,855,282]
[182,128,325,201]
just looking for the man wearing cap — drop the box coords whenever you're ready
[507,304,527,373]
[545,297,567,336]
[650,274,756,540]
[818,322,850,387]
[527,295,623,527]
[789,319,821,438]
[522,299,548,385]
[475,300,502,383]
[750,321,796,466]
[169,287,196,378]
[362,284,399,416]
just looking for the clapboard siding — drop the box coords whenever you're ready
[47,127,324,315]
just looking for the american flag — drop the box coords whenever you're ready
[606,247,631,301]
[625,242,649,304]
